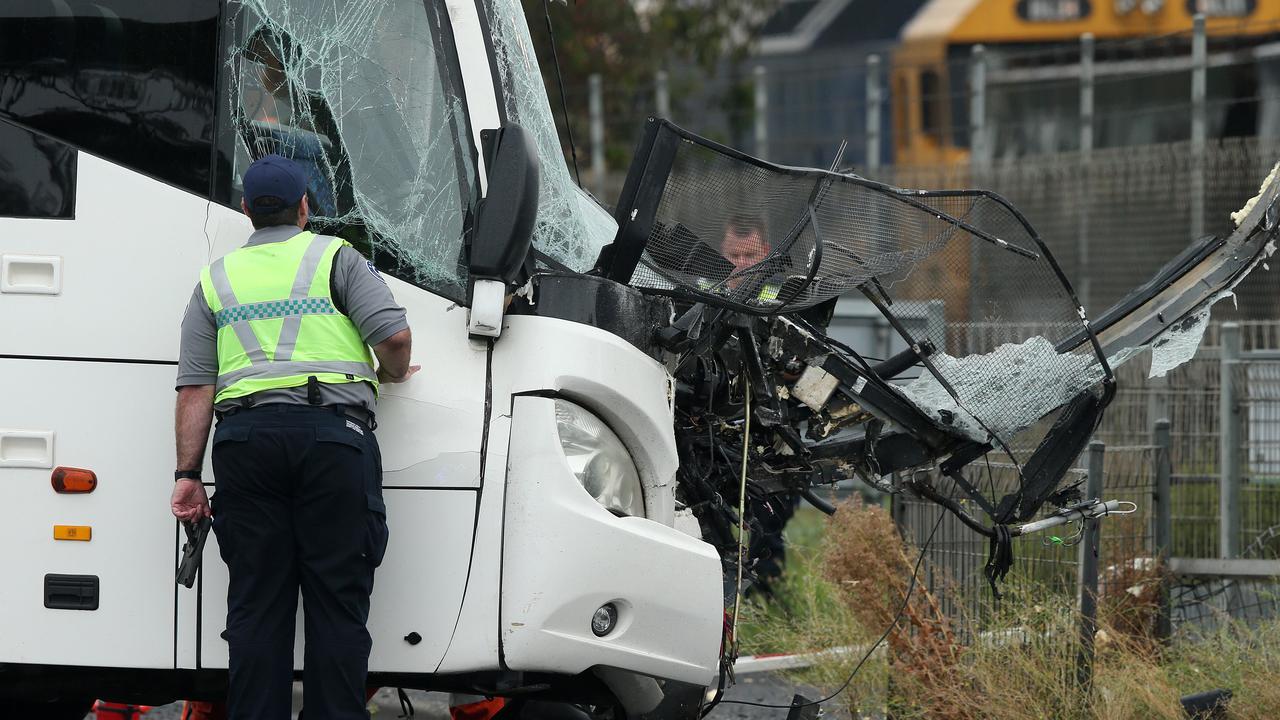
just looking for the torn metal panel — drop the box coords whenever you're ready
[1148,303,1214,379]
[791,364,839,411]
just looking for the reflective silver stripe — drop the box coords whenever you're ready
[290,234,329,298]
[209,258,268,364]
[216,360,377,394]
[275,235,332,362]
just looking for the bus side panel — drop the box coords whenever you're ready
[0,359,176,669]
[0,151,211,362]
[195,489,477,673]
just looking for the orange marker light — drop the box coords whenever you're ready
[51,467,97,494]
[53,525,92,541]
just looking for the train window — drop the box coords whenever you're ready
[0,1,220,197]
[894,76,910,148]
[0,121,76,219]
[920,70,942,138]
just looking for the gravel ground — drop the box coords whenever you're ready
[77,674,842,720]
[708,674,847,720]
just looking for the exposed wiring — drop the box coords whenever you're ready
[714,506,946,713]
[541,0,582,187]
[730,382,751,659]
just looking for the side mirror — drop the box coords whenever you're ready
[468,124,540,338]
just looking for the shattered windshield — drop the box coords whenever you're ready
[483,0,617,272]
[221,0,476,299]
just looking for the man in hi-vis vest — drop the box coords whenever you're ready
[170,154,418,720]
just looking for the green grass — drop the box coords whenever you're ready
[737,500,1280,719]
[736,506,847,656]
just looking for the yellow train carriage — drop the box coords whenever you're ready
[893,0,1280,166]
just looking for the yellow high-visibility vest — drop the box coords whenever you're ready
[199,230,378,404]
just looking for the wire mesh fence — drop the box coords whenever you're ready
[580,20,1280,322]
[892,339,1280,638]
[892,444,1156,630]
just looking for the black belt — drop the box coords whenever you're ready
[215,403,377,430]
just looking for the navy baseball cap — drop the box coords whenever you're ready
[242,154,307,213]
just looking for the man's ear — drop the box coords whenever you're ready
[241,199,249,216]
[298,193,310,229]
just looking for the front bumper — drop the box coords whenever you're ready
[500,395,722,685]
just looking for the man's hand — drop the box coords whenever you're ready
[377,364,421,384]
[171,479,211,521]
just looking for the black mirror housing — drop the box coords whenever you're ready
[470,124,540,285]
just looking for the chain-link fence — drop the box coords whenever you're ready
[573,18,1280,320]
[892,334,1280,638]
[891,443,1156,630]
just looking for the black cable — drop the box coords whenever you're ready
[984,452,997,511]
[541,0,582,187]
[711,508,946,712]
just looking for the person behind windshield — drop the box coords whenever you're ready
[239,28,340,216]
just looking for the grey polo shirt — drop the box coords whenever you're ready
[176,225,409,413]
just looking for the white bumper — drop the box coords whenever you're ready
[501,395,722,685]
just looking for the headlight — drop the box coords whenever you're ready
[554,399,645,517]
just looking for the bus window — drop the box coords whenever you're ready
[0,1,220,197]
[482,0,619,273]
[233,27,345,219]
[0,121,76,219]
[218,0,478,301]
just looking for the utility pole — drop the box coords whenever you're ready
[655,70,670,119]
[969,44,988,171]
[589,73,605,199]
[754,65,768,160]
[1078,33,1094,313]
[866,54,882,172]
[1191,13,1207,240]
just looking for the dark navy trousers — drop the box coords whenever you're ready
[210,404,389,720]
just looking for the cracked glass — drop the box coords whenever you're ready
[221,0,476,299]
[483,0,617,272]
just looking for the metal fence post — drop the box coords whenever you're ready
[1154,418,1173,641]
[589,73,605,200]
[1077,441,1104,691]
[655,70,670,119]
[969,44,988,171]
[754,65,768,160]
[890,472,908,542]
[1220,322,1242,558]
[1077,33,1094,313]
[1191,13,1207,241]
[866,54,882,172]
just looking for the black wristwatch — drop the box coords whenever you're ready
[175,470,203,482]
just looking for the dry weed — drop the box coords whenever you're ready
[821,500,965,719]
[751,499,1280,719]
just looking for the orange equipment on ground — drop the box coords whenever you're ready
[180,700,226,720]
[450,694,508,720]
[93,700,152,719]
